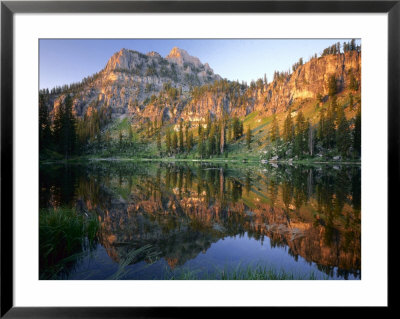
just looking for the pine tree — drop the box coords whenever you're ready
[328,75,337,97]
[39,93,51,150]
[105,131,111,146]
[220,121,225,154]
[184,124,189,151]
[166,129,171,154]
[307,121,315,156]
[246,125,252,149]
[198,129,205,158]
[353,107,361,158]
[157,131,161,151]
[318,109,325,142]
[198,122,202,136]
[187,131,193,152]
[53,95,77,158]
[206,112,212,138]
[119,130,123,148]
[128,125,133,144]
[336,107,351,157]
[283,112,294,143]
[270,114,280,144]
[96,130,102,149]
[172,131,178,153]
[349,73,358,91]
[232,117,241,140]
[325,98,337,148]
[294,111,307,157]
[349,92,354,108]
[207,135,216,157]
[179,121,184,152]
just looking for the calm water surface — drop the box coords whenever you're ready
[39,161,361,280]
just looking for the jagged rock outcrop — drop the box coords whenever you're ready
[253,51,361,115]
[48,47,221,118]
[140,51,361,127]
[177,51,361,125]
[46,49,360,127]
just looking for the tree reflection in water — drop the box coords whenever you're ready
[39,161,361,279]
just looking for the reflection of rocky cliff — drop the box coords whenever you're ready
[70,163,361,278]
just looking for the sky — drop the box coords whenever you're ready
[39,39,360,90]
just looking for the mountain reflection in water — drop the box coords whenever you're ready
[39,161,361,280]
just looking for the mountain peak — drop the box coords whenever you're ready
[147,51,161,58]
[167,47,187,59]
[166,47,202,68]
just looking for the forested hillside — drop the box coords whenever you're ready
[39,40,361,162]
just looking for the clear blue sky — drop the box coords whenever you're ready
[39,39,360,90]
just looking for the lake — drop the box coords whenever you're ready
[39,161,361,280]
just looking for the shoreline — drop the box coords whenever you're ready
[40,156,361,166]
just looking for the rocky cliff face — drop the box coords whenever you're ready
[254,51,361,115]
[179,51,361,124]
[48,49,360,125]
[49,47,221,118]
[138,51,361,127]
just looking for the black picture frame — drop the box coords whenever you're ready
[1,0,395,317]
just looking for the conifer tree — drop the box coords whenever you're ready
[349,73,358,91]
[270,114,280,144]
[283,112,294,143]
[179,121,184,152]
[353,107,361,158]
[39,93,52,150]
[349,93,354,108]
[232,117,241,140]
[220,121,226,154]
[198,129,205,158]
[119,130,123,148]
[198,122,202,136]
[184,123,189,151]
[172,131,178,153]
[53,95,77,158]
[166,129,171,154]
[336,107,351,157]
[294,111,307,157]
[207,135,216,157]
[318,109,326,142]
[128,125,133,144]
[325,98,337,148]
[328,75,337,97]
[307,121,315,156]
[187,131,193,152]
[246,125,252,149]
[157,131,161,151]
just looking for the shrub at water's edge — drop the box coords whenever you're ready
[39,207,99,279]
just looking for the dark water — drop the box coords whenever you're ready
[39,161,361,280]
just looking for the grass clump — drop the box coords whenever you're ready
[166,264,321,280]
[39,207,99,279]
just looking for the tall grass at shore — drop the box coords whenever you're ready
[39,207,99,279]
[163,264,322,280]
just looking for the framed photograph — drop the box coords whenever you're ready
[1,0,395,316]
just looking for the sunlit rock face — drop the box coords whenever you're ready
[253,52,361,115]
[48,47,221,119]
[46,48,360,129]
[61,164,360,277]
[179,52,361,124]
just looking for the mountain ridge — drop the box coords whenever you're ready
[47,47,222,119]
[39,43,361,162]
[44,47,360,127]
